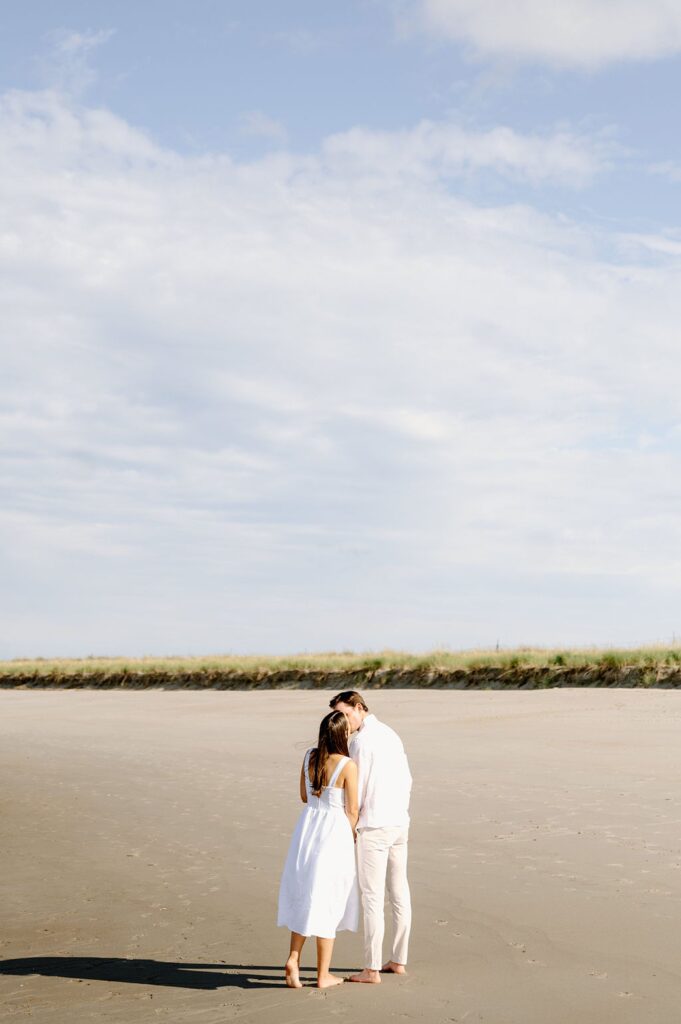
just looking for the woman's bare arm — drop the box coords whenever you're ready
[342,760,359,835]
[299,758,308,803]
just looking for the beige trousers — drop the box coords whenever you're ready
[356,825,411,970]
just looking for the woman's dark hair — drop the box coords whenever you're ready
[309,711,350,797]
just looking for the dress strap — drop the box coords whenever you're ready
[327,756,348,789]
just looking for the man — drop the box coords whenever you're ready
[329,690,412,984]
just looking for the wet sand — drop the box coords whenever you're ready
[1,688,680,1023]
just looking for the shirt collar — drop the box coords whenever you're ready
[357,713,376,733]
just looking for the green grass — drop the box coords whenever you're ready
[2,645,681,677]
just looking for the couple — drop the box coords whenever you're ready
[277,690,412,988]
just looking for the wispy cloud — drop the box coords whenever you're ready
[649,159,681,183]
[268,28,321,54]
[322,119,615,187]
[239,110,288,144]
[410,0,681,68]
[619,230,681,258]
[40,27,115,96]
[2,89,681,655]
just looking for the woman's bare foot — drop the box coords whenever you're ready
[381,960,407,974]
[317,974,345,989]
[285,956,303,988]
[348,969,381,984]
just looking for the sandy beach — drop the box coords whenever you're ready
[1,688,680,1023]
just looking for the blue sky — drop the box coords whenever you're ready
[2,2,681,657]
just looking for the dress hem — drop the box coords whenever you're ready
[277,921,359,939]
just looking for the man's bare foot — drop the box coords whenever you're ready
[381,960,407,974]
[285,956,303,988]
[317,974,345,989]
[348,969,381,984]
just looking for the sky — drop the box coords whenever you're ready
[2,1,681,658]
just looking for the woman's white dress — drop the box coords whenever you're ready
[277,751,360,939]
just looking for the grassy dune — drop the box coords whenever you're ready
[2,645,681,688]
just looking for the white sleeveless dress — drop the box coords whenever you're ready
[277,750,360,939]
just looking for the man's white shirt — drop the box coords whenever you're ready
[349,713,412,829]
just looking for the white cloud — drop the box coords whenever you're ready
[323,120,613,187]
[414,0,681,68]
[2,89,681,655]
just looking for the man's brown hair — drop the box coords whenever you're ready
[329,690,369,712]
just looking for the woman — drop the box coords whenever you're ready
[277,710,360,988]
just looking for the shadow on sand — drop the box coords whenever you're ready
[0,956,355,990]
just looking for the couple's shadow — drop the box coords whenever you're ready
[0,956,355,990]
